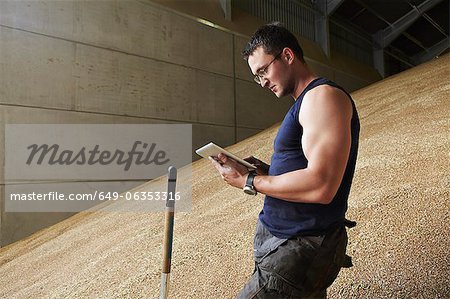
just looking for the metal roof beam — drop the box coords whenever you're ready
[314,1,331,57]
[413,37,450,64]
[403,32,428,51]
[374,0,443,48]
[373,48,385,78]
[354,0,392,26]
[298,0,323,15]
[219,0,232,21]
[422,13,448,38]
[386,46,416,67]
[327,0,345,16]
[375,45,417,78]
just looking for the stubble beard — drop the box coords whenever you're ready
[275,79,294,99]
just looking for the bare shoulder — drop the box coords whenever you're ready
[299,84,353,125]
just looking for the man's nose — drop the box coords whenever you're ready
[260,77,269,88]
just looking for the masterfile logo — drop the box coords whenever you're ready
[26,141,170,171]
[5,124,192,212]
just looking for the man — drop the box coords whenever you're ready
[209,23,359,298]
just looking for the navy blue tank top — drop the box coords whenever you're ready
[259,78,360,238]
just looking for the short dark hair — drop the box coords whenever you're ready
[242,22,304,62]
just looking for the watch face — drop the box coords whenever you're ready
[243,186,256,195]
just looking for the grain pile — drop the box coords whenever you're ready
[0,55,448,298]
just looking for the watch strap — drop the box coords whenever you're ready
[244,171,257,195]
[246,171,257,188]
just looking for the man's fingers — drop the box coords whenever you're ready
[209,156,231,173]
[210,159,225,179]
[209,155,246,188]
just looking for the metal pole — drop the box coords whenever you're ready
[160,166,177,299]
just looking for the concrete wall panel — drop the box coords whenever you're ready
[334,71,368,93]
[74,44,235,125]
[0,27,76,109]
[236,127,262,143]
[1,105,235,245]
[192,124,235,161]
[308,60,335,81]
[0,0,233,76]
[0,105,134,245]
[0,105,170,184]
[236,79,292,129]
[0,185,2,245]
[0,103,233,184]
[0,208,75,247]
[234,35,253,82]
[0,27,235,125]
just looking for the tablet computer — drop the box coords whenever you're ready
[195,142,256,170]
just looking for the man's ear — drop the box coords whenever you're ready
[283,48,295,63]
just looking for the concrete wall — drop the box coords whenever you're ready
[0,0,276,246]
[0,0,381,246]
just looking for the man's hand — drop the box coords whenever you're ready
[244,156,270,175]
[209,153,249,189]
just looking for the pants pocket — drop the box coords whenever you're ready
[258,235,323,288]
[304,227,348,290]
[253,221,288,263]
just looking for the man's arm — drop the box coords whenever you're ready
[210,85,353,205]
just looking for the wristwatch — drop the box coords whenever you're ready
[243,171,257,195]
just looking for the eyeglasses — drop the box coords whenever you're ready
[254,51,282,84]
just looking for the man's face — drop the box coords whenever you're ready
[247,46,291,98]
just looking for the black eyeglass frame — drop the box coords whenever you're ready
[253,51,283,84]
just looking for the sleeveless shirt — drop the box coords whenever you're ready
[259,78,360,238]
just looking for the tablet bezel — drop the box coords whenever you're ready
[195,142,256,170]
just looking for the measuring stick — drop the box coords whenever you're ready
[160,166,177,299]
